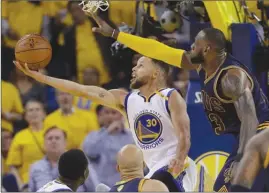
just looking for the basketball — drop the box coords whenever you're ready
[15,34,52,70]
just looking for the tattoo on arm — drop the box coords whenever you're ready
[99,92,105,98]
[222,70,258,154]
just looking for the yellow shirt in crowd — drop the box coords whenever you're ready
[6,128,45,184]
[44,107,99,149]
[1,81,24,132]
[3,1,44,48]
[73,96,99,113]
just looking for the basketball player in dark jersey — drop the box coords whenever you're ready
[89,14,269,191]
[110,144,168,192]
[231,129,269,191]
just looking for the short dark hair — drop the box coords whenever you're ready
[151,58,171,77]
[202,28,226,51]
[44,126,67,138]
[58,149,88,181]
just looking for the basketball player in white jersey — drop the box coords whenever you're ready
[14,57,197,191]
[37,149,89,192]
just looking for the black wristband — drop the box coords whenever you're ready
[230,184,250,192]
[234,153,243,162]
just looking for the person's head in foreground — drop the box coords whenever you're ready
[131,56,170,90]
[190,28,227,65]
[115,144,169,192]
[58,149,89,191]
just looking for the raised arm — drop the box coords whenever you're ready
[14,62,127,111]
[168,90,191,175]
[90,14,195,70]
[221,69,258,160]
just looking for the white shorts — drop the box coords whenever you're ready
[145,157,197,191]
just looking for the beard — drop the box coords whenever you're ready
[190,51,205,64]
[130,78,146,89]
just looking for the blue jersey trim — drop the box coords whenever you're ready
[124,92,133,122]
[165,89,176,117]
[199,166,205,192]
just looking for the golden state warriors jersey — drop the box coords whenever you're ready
[37,180,72,192]
[124,88,189,176]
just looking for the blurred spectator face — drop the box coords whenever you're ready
[25,101,45,125]
[44,128,66,155]
[132,54,142,66]
[98,106,122,128]
[69,2,87,25]
[56,91,73,112]
[83,67,100,86]
[1,130,12,153]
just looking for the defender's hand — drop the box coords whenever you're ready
[169,158,184,178]
[90,13,116,38]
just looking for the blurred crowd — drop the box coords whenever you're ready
[1,1,190,191]
[1,0,268,192]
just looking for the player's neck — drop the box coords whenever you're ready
[57,177,80,191]
[120,172,144,182]
[139,82,166,98]
[204,54,226,77]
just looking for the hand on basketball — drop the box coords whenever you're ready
[169,158,184,178]
[13,61,38,78]
[90,13,115,38]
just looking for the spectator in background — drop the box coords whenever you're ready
[1,1,50,80]
[10,68,46,106]
[73,67,100,113]
[29,126,67,192]
[55,1,111,84]
[6,99,46,185]
[173,69,190,99]
[1,128,13,176]
[1,80,23,133]
[44,90,99,150]
[81,105,134,190]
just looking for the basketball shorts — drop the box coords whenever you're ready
[149,159,197,192]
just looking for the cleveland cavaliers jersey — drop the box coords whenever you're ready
[124,88,187,174]
[37,179,72,192]
[197,53,269,135]
[110,178,147,192]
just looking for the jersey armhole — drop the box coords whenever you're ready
[138,179,148,192]
[213,66,254,104]
[196,64,202,73]
[165,89,177,117]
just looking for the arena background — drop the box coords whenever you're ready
[1,0,269,192]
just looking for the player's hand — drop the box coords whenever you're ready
[169,158,184,178]
[90,13,115,38]
[13,61,39,79]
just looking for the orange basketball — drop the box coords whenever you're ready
[15,34,52,70]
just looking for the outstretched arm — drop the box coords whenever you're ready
[221,69,258,157]
[14,62,127,110]
[90,14,195,70]
[231,129,269,191]
[168,90,191,175]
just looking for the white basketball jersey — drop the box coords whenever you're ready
[125,88,179,171]
[37,179,72,192]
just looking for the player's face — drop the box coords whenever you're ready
[25,101,45,125]
[44,128,66,154]
[189,31,209,64]
[130,57,156,89]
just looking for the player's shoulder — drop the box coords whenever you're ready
[142,179,169,192]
